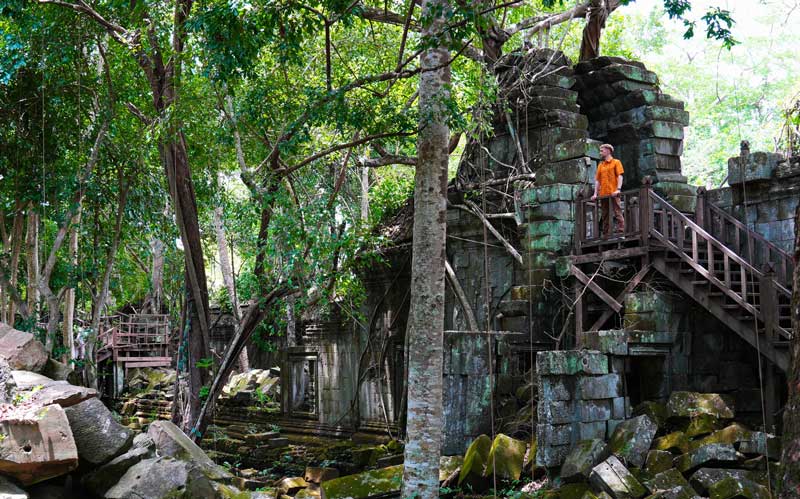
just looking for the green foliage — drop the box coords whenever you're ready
[195,357,214,370]
[0,0,790,404]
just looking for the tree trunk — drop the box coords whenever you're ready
[161,137,212,433]
[401,0,451,493]
[44,293,60,351]
[779,204,800,497]
[213,205,249,371]
[62,204,81,362]
[25,207,40,321]
[0,205,24,323]
[578,0,621,62]
[86,178,128,389]
[148,238,165,314]
[361,167,370,222]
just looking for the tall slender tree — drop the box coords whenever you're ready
[401,0,451,494]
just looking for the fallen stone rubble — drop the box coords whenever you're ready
[305,390,783,499]
[0,323,261,498]
[551,391,779,499]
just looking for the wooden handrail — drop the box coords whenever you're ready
[650,191,766,278]
[652,190,792,340]
[648,190,763,317]
[704,199,793,286]
[575,188,643,246]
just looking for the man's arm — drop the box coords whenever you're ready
[614,175,623,196]
[591,180,600,200]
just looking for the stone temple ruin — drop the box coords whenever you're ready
[273,48,798,463]
[85,49,798,497]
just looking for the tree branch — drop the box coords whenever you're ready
[513,1,590,38]
[278,131,415,176]
[452,200,523,264]
[445,259,480,331]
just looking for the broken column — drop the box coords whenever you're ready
[535,350,625,467]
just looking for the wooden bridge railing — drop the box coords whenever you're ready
[574,186,646,251]
[96,313,172,362]
[696,188,794,287]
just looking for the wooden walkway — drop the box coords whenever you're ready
[571,178,792,372]
[96,314,172,371]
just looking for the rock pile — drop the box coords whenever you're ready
[117,368,175,429]
[550,391,778,499]
[0,323,261,498]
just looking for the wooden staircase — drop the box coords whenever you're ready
[573,181,793,372]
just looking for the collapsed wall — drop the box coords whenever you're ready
[573,57,695,211]
[709,148,800,253]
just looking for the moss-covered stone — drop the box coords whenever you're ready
[688,469,756,495]
[633,402,668,430]
[608,415,658,467]
[738,432,781,459]
[708,477,770,499]
[688,424,752,452]
[673,444,740,474]
[351,446,385,467]
[643,469,690,494]
[458,434,492,486]
[320,465,402,499]
[385,440,403,454]
[536,351,609,376]
[684,414,722,438]
[214,483,252,499]
[561,439,609,482]
[666,392,735,420]
[643,451,674,476]
[589,455,647,499]
[559,482,591,499]
[277,477,308,496]
[295,489,321,499]
[652,432,689,454]
[485,434,527,481]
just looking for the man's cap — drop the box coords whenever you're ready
[600,143,614,152]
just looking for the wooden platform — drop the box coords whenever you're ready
[97,314,173,371]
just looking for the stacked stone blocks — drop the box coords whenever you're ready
[574,57,695,212]
[710,151,800,252]
[536,350,628,467]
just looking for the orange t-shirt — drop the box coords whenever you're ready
[596,158,624,196]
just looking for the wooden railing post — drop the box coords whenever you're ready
[639,177,652,246]
[695,186,707,229]
[575,188,586,255]
[759,261,779,430]
[759,262,778,343]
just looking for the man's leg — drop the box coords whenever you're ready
[601,198,611,237]
[612,196,625,234]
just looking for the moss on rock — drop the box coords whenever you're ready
[684,414,722,438]
[652,432,689,454]
[320,465,402,499]
[458,434,492,486]
[485,434,527,481]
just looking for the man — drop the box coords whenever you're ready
[591,144,624,236]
